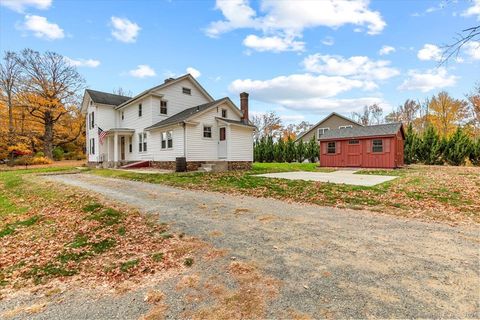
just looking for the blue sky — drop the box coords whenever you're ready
[1,0,479,124]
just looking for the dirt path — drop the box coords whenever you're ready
[32,173,480,318]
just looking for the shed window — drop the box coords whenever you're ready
[327,142,336,154]
[348,140,359,144]
[160,101,167,115]
[203,126,212,138]
[372,139,383,153]
[317,127,329,139]
[138,104,142,117]
[182,87,191,95]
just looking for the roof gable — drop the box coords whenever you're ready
[296,112,361,141]
[319,123,403,140]
[115,74,214,110]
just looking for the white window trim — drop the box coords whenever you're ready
[339,125,353,129]
[221,108,228,118]
[372,139,383,153]
[138,103,143,117]
[327,141,336,154]
[317,127,329,139]
[138,132,147,153]
[182,87,192,95]
[160,100,168,115]
[202,125,213,139]
[161,130,173,150]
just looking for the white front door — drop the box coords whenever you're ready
[218,127,227,159]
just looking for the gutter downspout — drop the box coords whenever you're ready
[183,122,187,159]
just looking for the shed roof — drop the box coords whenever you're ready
[85,89,131,106]
[318,123,403,140]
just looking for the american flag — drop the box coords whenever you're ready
[98,127,108,145]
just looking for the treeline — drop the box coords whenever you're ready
[254,136,319,163]
[405,124,480,166]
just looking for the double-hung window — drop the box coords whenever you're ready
[160,101,167,115]
[327,142,336,154]
[221,109,227,118]
[317,127,329,139]
[90,138,95,155]
[182,87,191,95]
[372,139,383,153]
[161,131,173,149]
[89,112,95,129]
[203,126,212,138]
[138,104,142,117]
[138,132,147,152]
[128,137,132,153]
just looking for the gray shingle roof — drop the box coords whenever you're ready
[86,89,131,106]
[318,123,403,140]
[215,117,256,127]
[145,98,228,130]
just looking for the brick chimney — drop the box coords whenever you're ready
[240,92,249,124]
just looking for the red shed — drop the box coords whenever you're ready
[318,123,404,169]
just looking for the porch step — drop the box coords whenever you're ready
[120,160,150,169]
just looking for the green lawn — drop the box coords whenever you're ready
[89,163,480,223]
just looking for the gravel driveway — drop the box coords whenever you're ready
[39,173,480,318]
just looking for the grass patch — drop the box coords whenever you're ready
[82,202,103,212]
[28,263,77,284]
[0,215,41,238]
[88,208,123,226]
[120,259,140,272]
[151,252,164,262]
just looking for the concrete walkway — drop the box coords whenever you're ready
[255,170,397,186]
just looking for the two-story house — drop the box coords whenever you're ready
[81,74,255,171]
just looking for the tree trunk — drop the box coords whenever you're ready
[44,111,54,159]
[7,94,14,147]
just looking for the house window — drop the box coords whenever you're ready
[221,109,227,118]
[90,138,95,155]
[182,87,191,95]
[327,142,336,154]
[339,125,353,129]
[160,101,167,115]
[162,131,173,149]
[203,126,212,138]
[89,111,95,129]
[128,137,132,153]
[121,111,124,120]
[138,104,142,117]
[349,140,359,144]
[372,139,383,153]
[138,132,147,152]
[317,127,329,138]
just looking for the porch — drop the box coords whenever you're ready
[100,128,135,168]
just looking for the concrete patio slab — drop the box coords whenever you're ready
[255,170,397,186]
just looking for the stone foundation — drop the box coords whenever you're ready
[227,161,252,170]
[150,161,176,170]
[89,160,252,171]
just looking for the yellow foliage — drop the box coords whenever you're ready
[428,91,469,138]
[29,156,53,165]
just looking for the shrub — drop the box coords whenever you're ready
[418,125,444,165]
[35,151,45,158]
[30,156,54,165]
[444,127,472,166]
[470,139,480,166]
[52,147,64,161]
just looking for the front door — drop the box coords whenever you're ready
[120,136,125,161]
[218,127,227,159]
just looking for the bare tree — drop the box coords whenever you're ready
[0,51,22,147]
[16,49,85,159]
[467,83,480,137]
[112,87,132,97]
[251,111,283,140]
[442,25,480,64]
[385,99,421,125]
[352,104,383,125]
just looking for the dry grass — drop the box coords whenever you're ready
[142,290,167,320]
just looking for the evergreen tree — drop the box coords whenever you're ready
[404,123,419,164]
[274,138,285,162]
[444,127,472,166]
[253,139,260,162]
[296,139,305,162]
[419,125,444,165]
[470,139,480,166]
[265,135,275,162]
[256,137,266,162]
[306,136,319,163]
[285,136,296,163]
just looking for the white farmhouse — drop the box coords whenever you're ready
[81,74,255,171]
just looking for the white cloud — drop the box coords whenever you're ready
[398,67,458,92]
[110,17,140,43]
[0,0,51,13]
[186,67,201,78]
[379,45,395,55]
[65,57,101,68]
[464,41,480,60]
[302,54,399,81]
[417,44,442,61]
[129,65,156,78]
[462,0,480,20]
[243,34,305,52]
[321,36,334,46]
[206,0,386,52]
[22,15,64,40]
[281,114,305,122]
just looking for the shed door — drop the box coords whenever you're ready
[346,140,361,167]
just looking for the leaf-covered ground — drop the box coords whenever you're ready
[91,164,480,224]
[0,168,203,296]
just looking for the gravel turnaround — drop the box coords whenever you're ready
[22,173,480,318]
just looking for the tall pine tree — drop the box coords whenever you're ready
[285,136,296,163]
[444,127,472,166]
[296,140,305,163]
[274,138,285,162]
